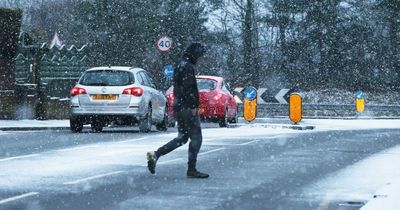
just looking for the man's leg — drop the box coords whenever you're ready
[187,114,202,171]
[155,109,191,157]
[147,109,190,174]
[186,114,209,178]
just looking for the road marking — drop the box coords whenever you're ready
[237,140,260,145]
[119,137,147,143]
[0,154,39,162]
[0,192,39,205]
[58,137,148,152]
[57,145,96,152]
[315,192,337,210]
[198,148,225,156]
[148,148,226,166]
[158,158,184,165]
[63,171,126,185]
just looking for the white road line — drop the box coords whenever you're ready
[198,148,225,156]
[0,154,39,162]
[119,137,147,143]
[147,148,226,166]
[157,158,184,165]
[0,192,39,205]
[237,140,260,145]
[63,171,126,185]
[57,145,96,152]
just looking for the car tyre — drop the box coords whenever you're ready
[70,118,83,133]
[139,106,152,133]
[218,109,228,127]
[91,122,103,133]
[156,106,168,131]
[168,121,176,128]
[229,107,239,123]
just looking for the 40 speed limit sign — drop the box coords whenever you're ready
[156,35,173,54]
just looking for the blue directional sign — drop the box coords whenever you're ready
[164,65,174,78]
[243,87,257,100]
[355,91,365,99]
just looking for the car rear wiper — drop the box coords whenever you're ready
[84,82,108,86]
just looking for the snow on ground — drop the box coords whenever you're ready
[361,180,400,210]
[302,118,400,130]
[1,118,400,209]
[0,125,299,192]
[0,120,68,128]
[302,144,400,201]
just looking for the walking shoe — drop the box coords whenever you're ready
[187,169,209,179]
[147,151,157,174]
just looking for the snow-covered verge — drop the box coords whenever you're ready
[302,144,400,210]
[361,181,400,210]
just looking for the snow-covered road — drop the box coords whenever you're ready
[1,119,400,209]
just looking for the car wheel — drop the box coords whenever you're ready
[168,121,176,128]
[139,106,152,133]
[229,107,239,123]
[218,109,228,127]
[70,118,83,133]
[91,122,103,133]
[156,106,168,131]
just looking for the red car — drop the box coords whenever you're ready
[166,76,238,127]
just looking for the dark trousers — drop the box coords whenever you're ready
[155,108,203,170]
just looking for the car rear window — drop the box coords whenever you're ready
[197,79,216,90]
[79,70,134,86]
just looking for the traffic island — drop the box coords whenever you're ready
[227,123,315,130]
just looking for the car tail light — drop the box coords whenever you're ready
[70,87,87,96]
[167,93,174,101]
[122,87,143,96]
[214,93,222,100]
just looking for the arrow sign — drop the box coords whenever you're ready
[257,88,267,104]
[243,87,257,100]
[233,87,243,103]
[355,91,365,99]
[164,65,174,78]
[232,87,293,104]
[275,89,290,104]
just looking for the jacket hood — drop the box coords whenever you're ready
[184,43,206,64]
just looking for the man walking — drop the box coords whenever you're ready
[147,43,209,179]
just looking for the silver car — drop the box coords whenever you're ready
[69,66,168,133]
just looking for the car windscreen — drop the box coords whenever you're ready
[197,79,217,90]
[79,70,134,86]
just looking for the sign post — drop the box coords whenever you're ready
[156,35,173,90]
[243,87,257,122]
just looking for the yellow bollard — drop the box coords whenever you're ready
[289,93,302,124]
[243,87,257,122]
[355,91,365,113]
[244,99,257,122]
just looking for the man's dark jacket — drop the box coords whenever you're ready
[172,55,199,112]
